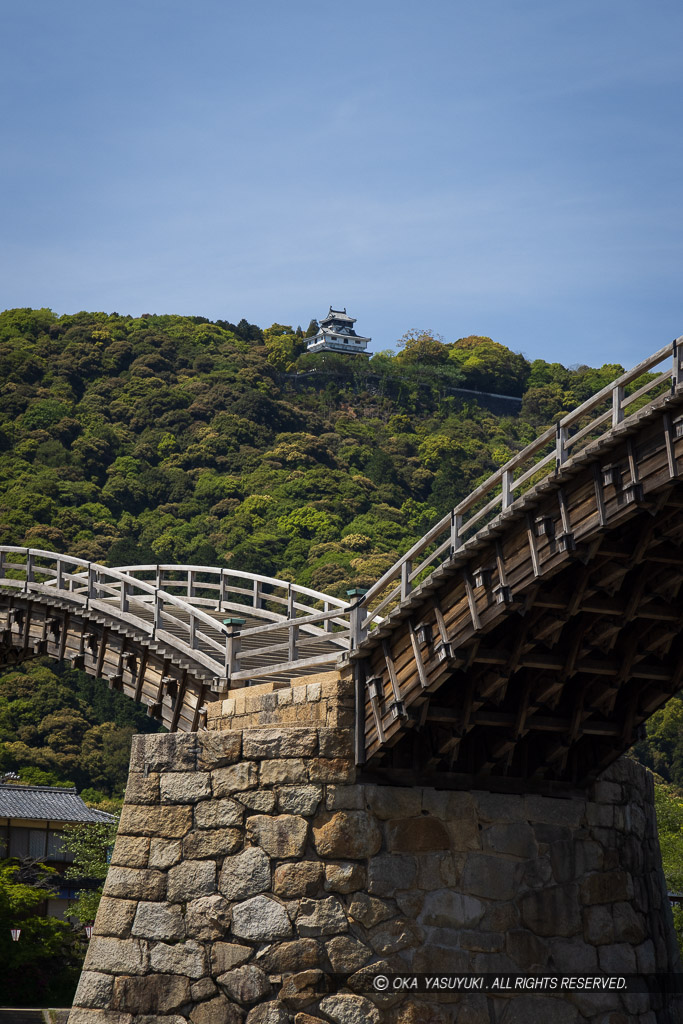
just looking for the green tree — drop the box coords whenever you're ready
[0,857,80,1005]
[63,815,120,924]
[395,329,449,366]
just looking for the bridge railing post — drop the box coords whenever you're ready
[154,592,163,637]
[87,563,97,601]
[55,557,63,591]
[253,579,262,610]
[25,550,34,587]
[556,422,569,468]
[401,560,412,600]
[502,469,514,509]
[612,385,624,427]
[189,609,197,649]
[223,617,246,681]
[120,579,130,614]
[346,588,368,650]
[450,511,463,553]
[673,339,683,391]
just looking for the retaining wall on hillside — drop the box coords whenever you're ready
[68,673,682,1024]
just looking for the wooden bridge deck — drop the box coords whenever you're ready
[352,384,683,785]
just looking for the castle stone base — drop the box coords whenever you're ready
[68,672,682,1024]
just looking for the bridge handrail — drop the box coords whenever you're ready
[0,548,355,682]
[359,335,683,620]
[114,564,350,610]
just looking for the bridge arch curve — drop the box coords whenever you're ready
[0,550,355,731]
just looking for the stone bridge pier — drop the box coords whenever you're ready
[68,671,681,1024]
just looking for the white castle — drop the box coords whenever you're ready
[306,307,371,356]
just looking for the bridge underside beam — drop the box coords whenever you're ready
[358,400,683,785]
[0,598,213,731]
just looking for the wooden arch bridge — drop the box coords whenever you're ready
[2,338,683,785]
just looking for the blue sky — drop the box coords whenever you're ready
[1,0,682,367]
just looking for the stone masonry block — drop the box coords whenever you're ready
[213,762,258,796]
[103,867,166,902]
[523,794,585,828]
[124,772,160,805]
[273,861,324,898]
[131,901,185,941]
[237,790,277,813]
[277,785,323,816]
[118,804,193,839]
[219,847,272,901]
[367,854,417,895]
[141,733,197,772]
[94,898,138,939]
[168,859,217,901]
[160,771,212,804]
[247,814,309,858]
[185,894,232,940]
[419,890,485,929]
[520,884,582,937]
[312,811,381,859]
[317,728,353,759]
[196,731,242,769]
[183,828,242,859]
[386,817,450,853]
[231,895,293,941]
[297,896,348,937]
[461,854,521,901]
[481,822,537,860]
[149,939,207,978]
[84,936,149,975]
[259,938,323,974]
[365,785,422,820]
[148,839,182,870]
[325,785,365,811]
[110,835,150,868]
[195,797,244,829]
[579,871,633,905]
[260,759,308,786]
[307,757,355,784]
[73,971,115,1009]
[242,728,318,759]
[112,974,191,1014]
[324,862,366,894]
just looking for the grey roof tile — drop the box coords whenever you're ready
[0,785,116,823]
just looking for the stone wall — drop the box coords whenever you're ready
[68,683,682,1024]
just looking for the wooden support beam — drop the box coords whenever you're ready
[408,621,430,690]
[462,571,482,631]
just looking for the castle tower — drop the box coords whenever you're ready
[306,307,371,356]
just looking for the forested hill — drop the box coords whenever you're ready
[0,306,680,795]
[0,308,623,590]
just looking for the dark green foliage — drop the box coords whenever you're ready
[0,661,157,796]
[0,857,84,1005]
[0,305,678,791]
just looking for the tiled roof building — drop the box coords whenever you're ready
[0,783,116,918]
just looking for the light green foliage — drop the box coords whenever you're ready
[396,329,449,365]
[449,336,530,396]
[263,323,306,371]
[654,781,683,954]
[63,816,120,924]
[634,695,683,786]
